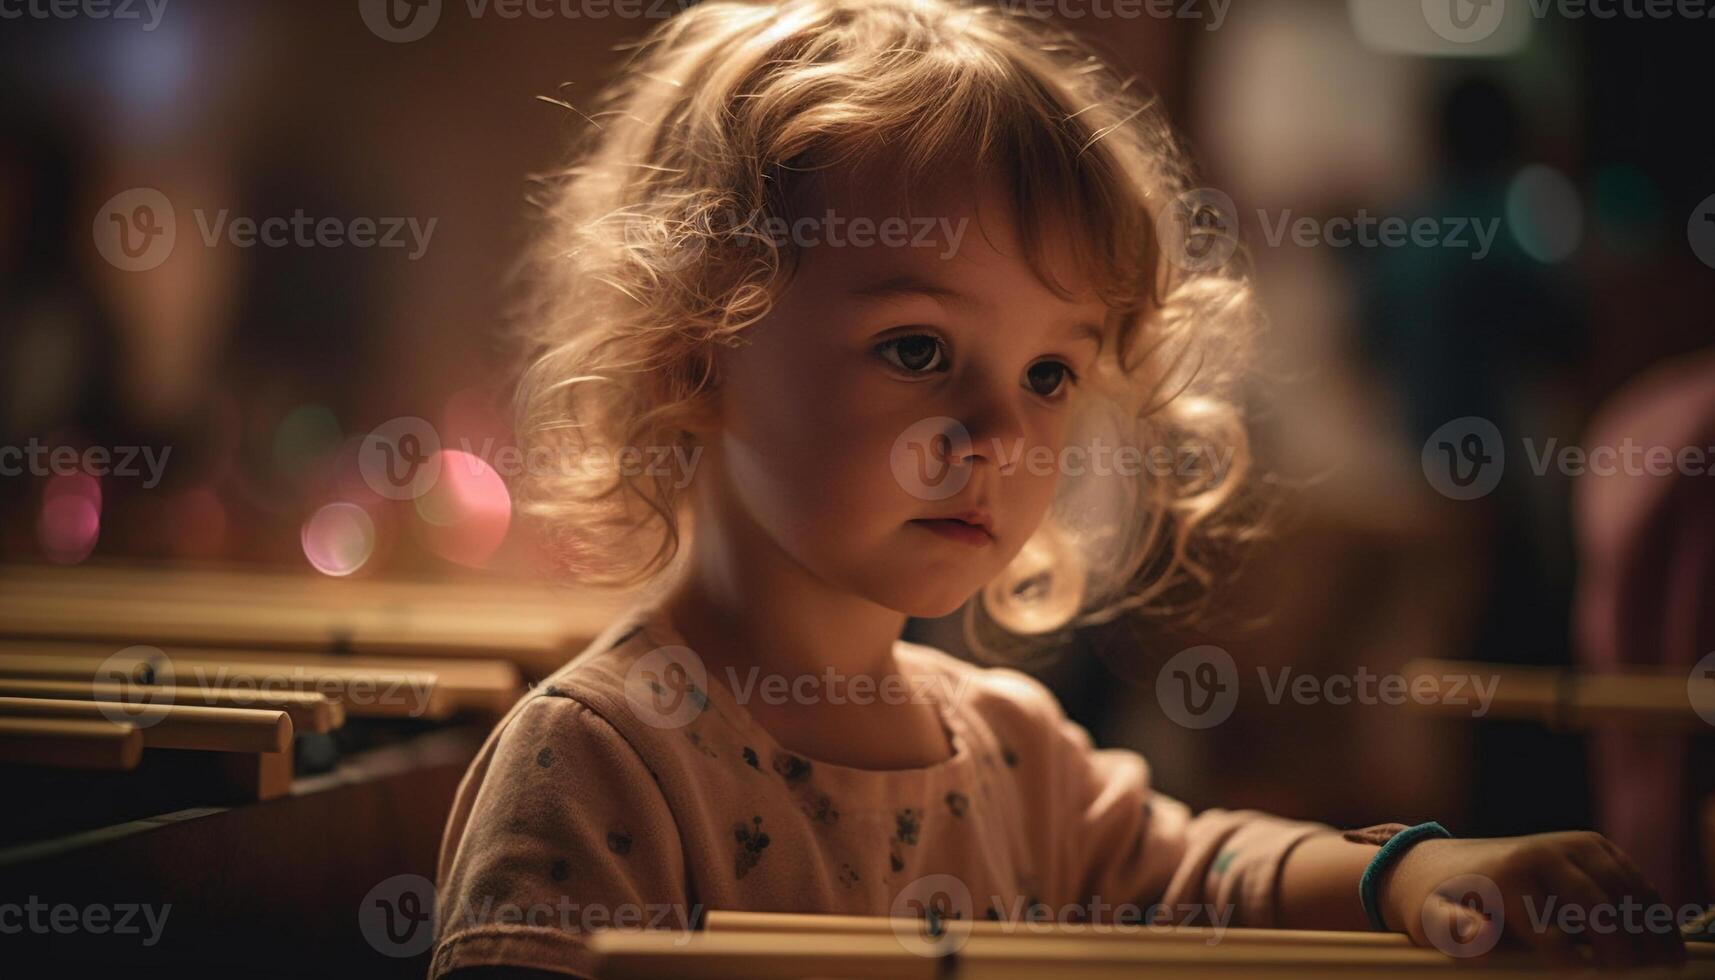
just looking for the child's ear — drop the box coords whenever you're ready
[677,386,722,438]
[675,348,725,437]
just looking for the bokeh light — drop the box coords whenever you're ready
[38,473,102,565]
[273,403,343,489]
[1507,164,1584,264]
[414,449,512,568]
[300,501,376,577]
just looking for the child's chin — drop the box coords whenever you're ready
[877,580,979,621]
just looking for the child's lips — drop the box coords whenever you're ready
[908,515,996,546]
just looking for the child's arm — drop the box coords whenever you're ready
[1006,668,1683,967]
[1276,826,1685,968]
[1273,831,1378,932]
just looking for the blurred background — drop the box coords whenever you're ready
[2,0,1712,966]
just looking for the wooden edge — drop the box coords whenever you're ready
[1403,658,1713,731]
[0,653,451,721]
[218,742,295,802]
[0,697,292,753]
[0,645,528,720]
[702,910,1410,947]
[588,929,1446,969]
[0,716,144,770]
[593,928,1715,978]
[0,678,341,734]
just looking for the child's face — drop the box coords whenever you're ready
[702,172,1108,619]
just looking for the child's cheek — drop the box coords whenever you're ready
[1000,451,1061,543]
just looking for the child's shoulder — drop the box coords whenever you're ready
[464,612,705,789]
[519,612,674,729]
[893,637,1078,742]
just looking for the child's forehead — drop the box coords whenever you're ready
[788,161,984,226]
[783,164,1100,301]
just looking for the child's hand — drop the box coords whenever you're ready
[1379,832,1687,968]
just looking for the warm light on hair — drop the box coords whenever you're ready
[512,0,1265,656]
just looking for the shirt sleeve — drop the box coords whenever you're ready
[1002,671,1327,928]
[431,694,689,979]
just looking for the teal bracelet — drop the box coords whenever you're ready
[1358,821,1451,931]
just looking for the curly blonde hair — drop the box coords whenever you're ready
[513,0,1266,653]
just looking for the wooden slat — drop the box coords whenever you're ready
[956,959,1711,980]
[0,717,143,771]
[0,650,454,720]
[704,910,1407,946]
[0,560,593,610]
[218,743,295,802]
[954,937,1715,980]
[0,639,523,717]
[707,911,1715,949]
[593,927,1715,980]
[159,647,522,716]
[0,591,566,656]
[0,677,343,733]
[0,697,290,753]
[1405,658,1715,732]
[0,563,627,677]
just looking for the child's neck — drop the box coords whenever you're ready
[661,533,906,686]
[653,478,956,772]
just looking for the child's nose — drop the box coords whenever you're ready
[951,381,1027,467]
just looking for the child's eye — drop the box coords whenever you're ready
[1024,359,1076,398]
[874,334,948,375]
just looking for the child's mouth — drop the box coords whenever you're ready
[908,516,995,547]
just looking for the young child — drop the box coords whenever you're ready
[431,1,1684,976]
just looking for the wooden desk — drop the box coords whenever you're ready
[588,911,1715,979]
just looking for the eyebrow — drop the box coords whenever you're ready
[848,274,971,306]
[849,274,1106,353]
